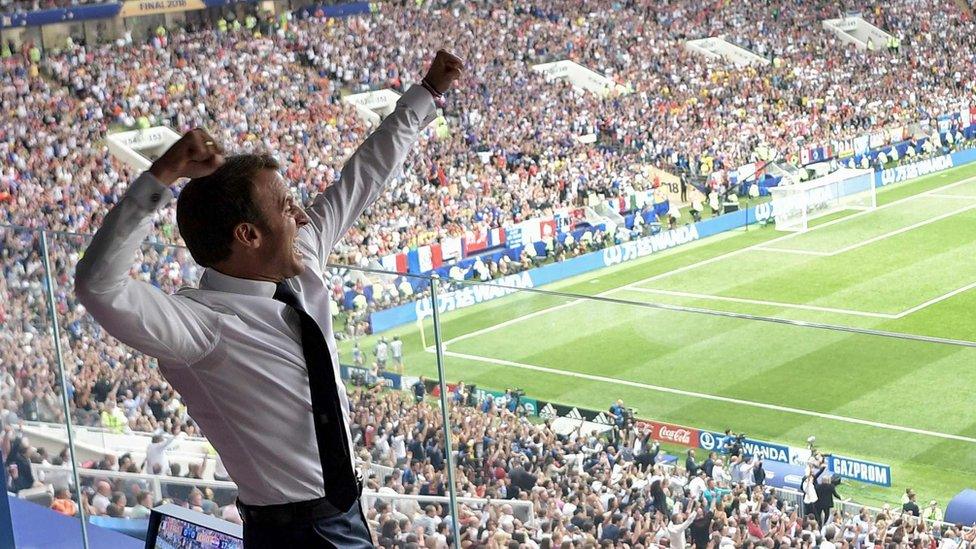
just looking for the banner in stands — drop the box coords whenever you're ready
[828,455,892,487]
[414,271,534,320]
[120,0,205,17]
[602,224,700,267]
[877,154,954,186]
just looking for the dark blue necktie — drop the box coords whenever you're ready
[273,282,358,510]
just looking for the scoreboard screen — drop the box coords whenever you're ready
[145,504,243,549]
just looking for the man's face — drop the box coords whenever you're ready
[250,170,310,280]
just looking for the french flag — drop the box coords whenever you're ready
[488,227,506,247]
[380,253,408,274]
[417,244,443,272]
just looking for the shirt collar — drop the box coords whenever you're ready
[199,268,277,298]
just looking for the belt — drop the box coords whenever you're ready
[237,474,363,527]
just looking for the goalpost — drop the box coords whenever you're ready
[768,168,877,232]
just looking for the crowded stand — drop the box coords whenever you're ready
[2,0,976,545]
[5,383,972,547]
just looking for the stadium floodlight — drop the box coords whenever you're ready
[768,168,876,232]
[105,126,182,171]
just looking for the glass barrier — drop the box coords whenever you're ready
[16,228,458,547]
[7,222,976,547]
[1,226,86,546]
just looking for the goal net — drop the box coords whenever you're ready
[768,168,876,232]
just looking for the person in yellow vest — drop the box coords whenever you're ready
[231,18,241,32]
[2,42,12,59]
[100,402,128,434]
[155,24,166,38]
[217,17,228,33]
[245,14,257,31]
[866,37,875,51]
[28,44,41,64]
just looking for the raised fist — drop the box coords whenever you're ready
[149,128,226,185]
[423,50,464,94]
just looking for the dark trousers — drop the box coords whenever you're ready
[816,503,833,527]
[243,499,372,548]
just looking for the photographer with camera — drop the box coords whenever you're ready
[505,388,525,414]
[719,429,747,457]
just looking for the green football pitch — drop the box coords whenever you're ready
[339,162,976,507]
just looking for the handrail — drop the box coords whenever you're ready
[30,464,537,522]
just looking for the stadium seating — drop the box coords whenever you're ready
[2,0,976,546]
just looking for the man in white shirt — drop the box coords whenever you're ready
[667,500,698,549]
[687,471,707,499]
[75,51,463,547]
[91,480,112,515]
[143,432,181,475]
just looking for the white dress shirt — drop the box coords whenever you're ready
[76,85,437,505]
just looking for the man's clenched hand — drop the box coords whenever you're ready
[423,50,464,95]
[149,128,225,186]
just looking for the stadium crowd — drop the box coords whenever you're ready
[5,383,972,548]
[2,0,976,545]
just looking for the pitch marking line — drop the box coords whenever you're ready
[441,349,976,445]
[895,281,976,318]
[442,175,976,347]
[927,193,976,199]
[759,201,976,257]
[752,246,831,256]
[623,287,899,319]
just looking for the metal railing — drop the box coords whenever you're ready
[30,464,536,523]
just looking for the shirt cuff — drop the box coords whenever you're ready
[128,171,174,212]
[400,84,438,127]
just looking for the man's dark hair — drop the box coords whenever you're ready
[176,154,280,267]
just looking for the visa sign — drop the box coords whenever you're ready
[828,455,891,487]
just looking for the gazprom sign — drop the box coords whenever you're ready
[828,455,891,487]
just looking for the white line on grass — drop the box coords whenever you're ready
[752,246,831,256]
[927,193,976,199]
[617,176,976,288]
[441,349,976,444]
[825,202,976,256]
[623,287,899,318]
[895,280,976,318]
[443,175,976,347]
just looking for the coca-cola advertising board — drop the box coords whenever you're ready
[633,419,700,448]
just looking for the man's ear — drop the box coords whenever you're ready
[233,222,262,249]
